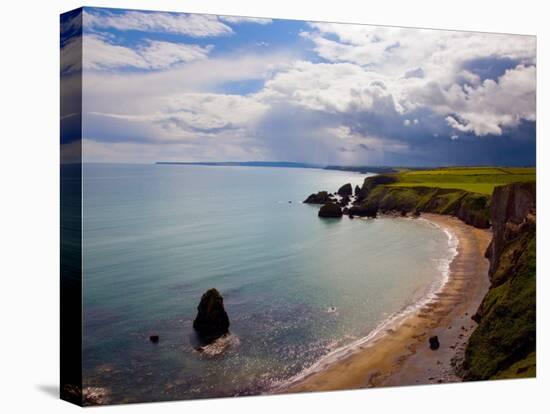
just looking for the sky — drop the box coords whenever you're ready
[60,7,536,166]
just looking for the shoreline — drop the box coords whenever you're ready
[273,213,491,393]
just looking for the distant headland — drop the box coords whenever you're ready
[156,161,398,174]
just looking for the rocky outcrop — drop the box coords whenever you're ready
[304,191,331,204]
[337,183,353,197]
[354,185,361,196]
[348,204,377,218]
[318,203,343,218]
[454,193,491,228]
[339,195,351,207]
[350,175,490,228]
[193,288,230,343]
[485,182,536,277]
[355,175,397,203]
[464,182,536,380]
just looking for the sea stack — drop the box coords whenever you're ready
[337,183,353,197]
[318,203,343,218]
[303,191,331,204]
[193,288,230,343]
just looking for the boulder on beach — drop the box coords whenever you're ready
[337,183,353,197]
[193,288,230,343]
[429,335,440,350]
[318,203,343,218]
[304,191,331,204]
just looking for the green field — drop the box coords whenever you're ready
[387,167,535,195]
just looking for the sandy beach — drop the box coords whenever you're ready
[276,213,492,393]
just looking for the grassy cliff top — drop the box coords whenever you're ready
[386,167,535,195]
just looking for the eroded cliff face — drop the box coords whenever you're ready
[485,182,536,277]
[464,182,536,380]
[351,176,491,228]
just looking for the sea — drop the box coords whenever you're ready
[81,163,455,403]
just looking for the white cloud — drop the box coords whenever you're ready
[82,50,294,116]
[61,35,82,74]
[84,93,269,142]
[80,49,286,147]
[81,35,212,70]
[256,60,394,113]
[84,10,234,37]
[442,65,536,135]
[292,24,537,136]
[158,93,269,135]
[305,23,535,79]
[138,40,213,69]
[219,16,273,25]
[86,92,269,144]
[83,35,147,69]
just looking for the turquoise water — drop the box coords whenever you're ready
[82,164,452,403]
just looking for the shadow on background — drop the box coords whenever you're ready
[36,384,59,399]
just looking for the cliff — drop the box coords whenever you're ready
[351,175,491,228]
[463,182,536,380]
[349,175,536,380]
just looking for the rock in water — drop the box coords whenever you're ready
[348,205,378,218]
[337,183,353,197]
[303,191,331,204]
[149,335,159,343]
[193,288,230,343]
[354,185,361,196]
[339,195,351,207]
[429,335,440,350]
[318,203,343,218]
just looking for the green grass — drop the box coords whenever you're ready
[387,167,535,195]
[492,352,536,379]
[464,227,536,380]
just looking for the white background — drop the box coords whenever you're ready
[0,0,547,412]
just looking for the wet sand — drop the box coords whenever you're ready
[276,214,491,393]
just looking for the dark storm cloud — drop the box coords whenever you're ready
[253,104,346,164]
[336,91,536,167]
